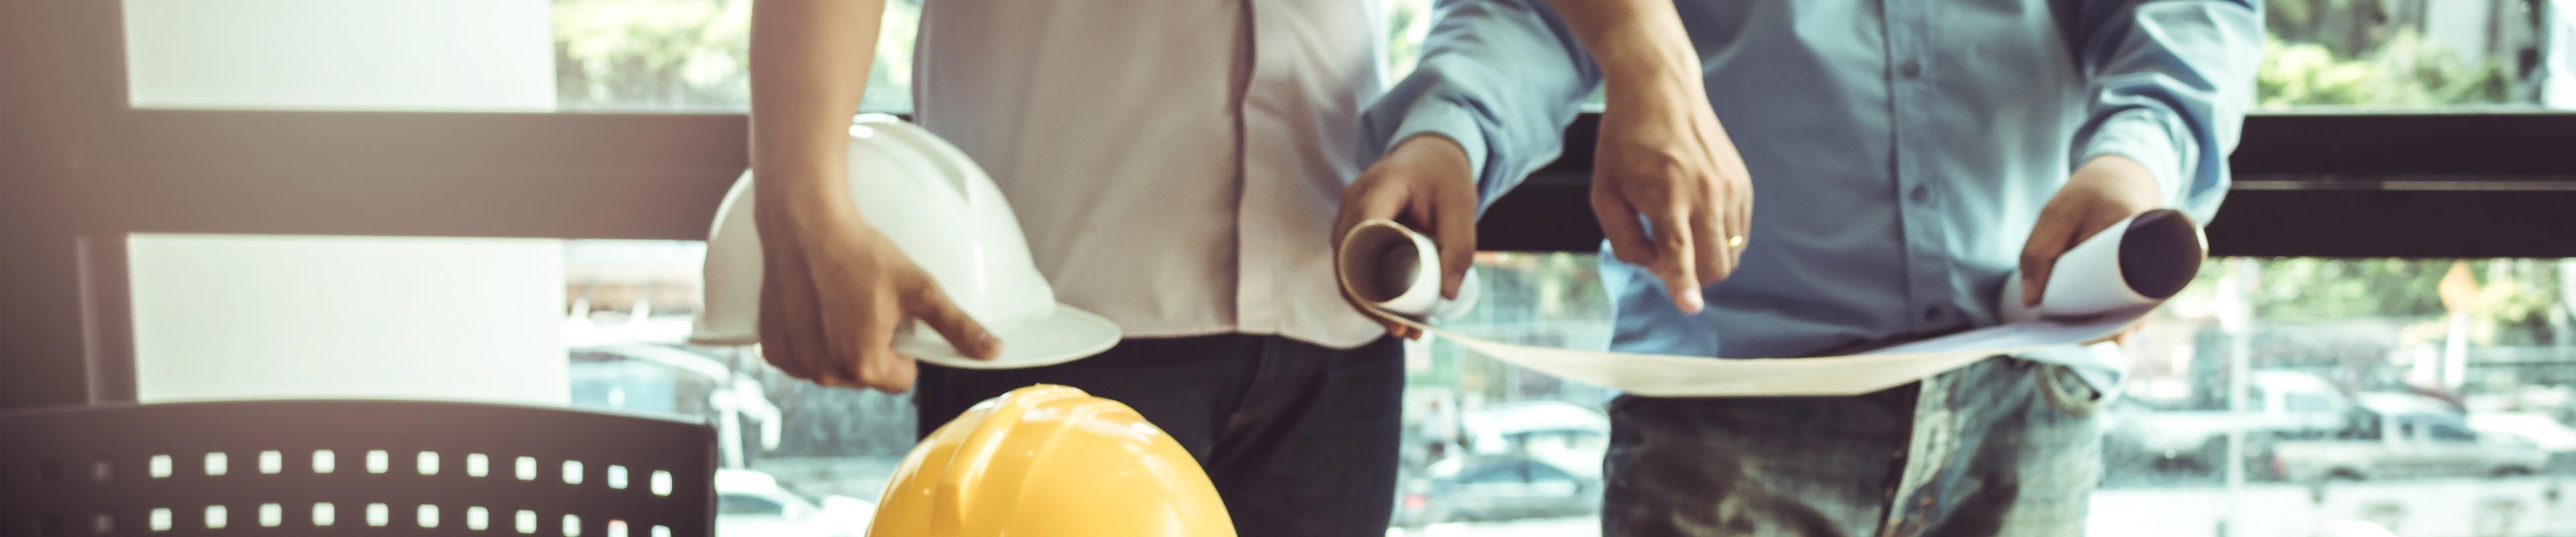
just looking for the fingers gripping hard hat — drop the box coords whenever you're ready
[691,114,1120,368]
[869,385,1236,537]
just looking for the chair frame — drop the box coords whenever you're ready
[0,399,717,536]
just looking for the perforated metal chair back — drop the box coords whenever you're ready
[0,399,716,536]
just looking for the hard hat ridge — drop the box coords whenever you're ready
[869,385,1235,536]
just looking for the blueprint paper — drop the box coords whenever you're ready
[1334,211,2202,397]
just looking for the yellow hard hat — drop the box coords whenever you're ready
[867,385,1236,536]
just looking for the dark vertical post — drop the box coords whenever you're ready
[1,0,136,409]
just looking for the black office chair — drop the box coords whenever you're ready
[0,399,716,536]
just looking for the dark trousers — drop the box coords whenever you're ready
[915,334,1405,537]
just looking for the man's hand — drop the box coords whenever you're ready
[1591,72,1753,314]
[2086,318,2151,346]
[755,199,999,393]
[2019,155,2168,313]
[1528,0,1750,315]
[1335,135,1479,339]
[750,0,926,389]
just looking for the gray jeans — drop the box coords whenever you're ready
[1603,356,2104,537]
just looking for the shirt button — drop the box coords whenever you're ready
[1898,59,1923,79]
[1922,305,1942,322]
[1907,183,1930,203]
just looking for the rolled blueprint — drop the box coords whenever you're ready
[1997,209,2206,323]
[1334,209,2205,397]
[1338,220,1480,319]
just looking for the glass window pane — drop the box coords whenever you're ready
[2288,393,2336,413]
[2259,0,2576,110]
[714,494,782,516]
[1397,253,1612,534]
[1525,462,1574,483]
[127,232,2576,536]
[120,0,2576,113]
[1456,460,1523,484]
[121,0,919,113]
[2431,422,2482,442]
[1397,256,2576,536]
[2096,257,2572,536]
[128,234,572,405]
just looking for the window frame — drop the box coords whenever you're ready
[2426,422,2481,444]
[1478,113,2576,256]
[7,0,2576,408]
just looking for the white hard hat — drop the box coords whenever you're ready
[692,115,1120,369]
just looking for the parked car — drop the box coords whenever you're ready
[1393,454,1600,528]
[2103,371,2355,473]
[1460,401,1609,471]
[2273,393,2548,482]
[2467,411,2576,473]
[711,469,872,537]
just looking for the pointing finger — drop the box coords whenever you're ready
[1649,204,1705,314]
[908,279,1000,361]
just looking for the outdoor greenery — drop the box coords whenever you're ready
[550,0,918,112]
[553,0,1429,112]
[2259,32,2515,107]
[2249,259,2567,346]
[1385,0,1434,80]
[543,1,2543,111]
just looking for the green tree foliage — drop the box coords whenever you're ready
[2247,258,2447,321]
[2257,32,2514,108]
[2246,258,2565,346]
[550,0,919,112]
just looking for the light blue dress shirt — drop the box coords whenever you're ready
[1362,0,2262,390]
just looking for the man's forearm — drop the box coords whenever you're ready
[1358,0,1609,215]
[748,0,888,225]
[1534,0,1699,88]
[2068,0,2260,223]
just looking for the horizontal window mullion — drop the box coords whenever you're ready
[95,111,749,170]
[90,165,738,242]
[72,111,2576,256]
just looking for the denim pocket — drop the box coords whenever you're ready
[2035,362,2106,418]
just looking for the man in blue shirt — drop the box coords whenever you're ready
[1338,0,2259,534]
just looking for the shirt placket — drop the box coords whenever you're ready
[1888,8,1950,336]
[1880,0,1954,534]
[1232,0,1278,335]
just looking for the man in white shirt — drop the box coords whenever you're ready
[746,1,1398,534]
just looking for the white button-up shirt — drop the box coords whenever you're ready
[914,0,1387,348]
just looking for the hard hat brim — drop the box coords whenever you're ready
[896,303,1123,370]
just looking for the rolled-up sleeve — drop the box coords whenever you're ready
[1360,0,1601,215]
[2068,0,2263,224]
